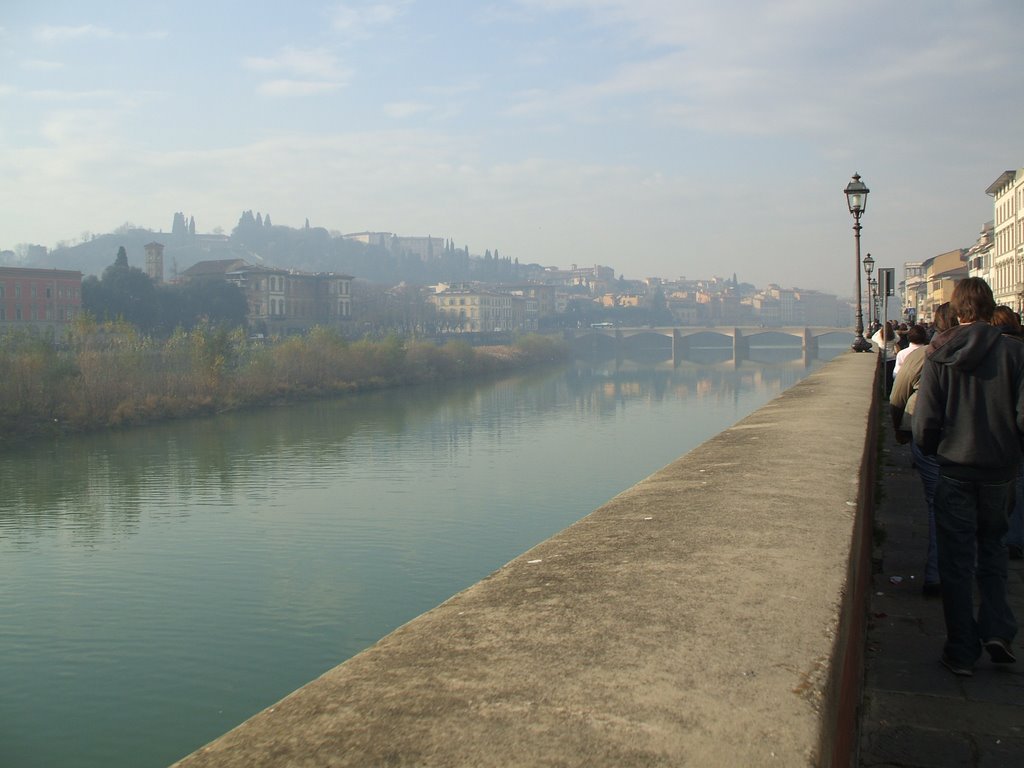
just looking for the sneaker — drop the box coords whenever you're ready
[984,638,1017,664]
[940,654,974,676]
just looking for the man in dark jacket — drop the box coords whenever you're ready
[913,277,1024,675]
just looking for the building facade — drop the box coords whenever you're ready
[900,261,926,323]
[182,259,352,334]
[430,288,529,332]
[343,231,393,248]
[342,232,447,262]
[986,169,1024,309]
[0,266,83,337]
[965,220,995,292]
[924,250,968,323]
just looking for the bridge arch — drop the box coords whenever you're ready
[566,326,850,365]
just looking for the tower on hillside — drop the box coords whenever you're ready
[145,242,165,283]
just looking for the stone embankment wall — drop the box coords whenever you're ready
[174,351,879,767]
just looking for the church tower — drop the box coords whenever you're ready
[144,241,165,283]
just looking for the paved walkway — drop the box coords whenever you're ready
[858,423,1024,767]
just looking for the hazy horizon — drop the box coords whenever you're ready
[3,1,1023,297]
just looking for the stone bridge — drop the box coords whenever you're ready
[565,326,851,364]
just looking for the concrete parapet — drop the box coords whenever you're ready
[173,351,880,767]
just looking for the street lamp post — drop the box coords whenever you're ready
[873,283,882,331]
[845,173,872,352]
[863,253,875,328]
[869,277,879,327]
[866,278,874,328]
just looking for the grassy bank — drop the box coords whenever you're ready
[0,320,569,444]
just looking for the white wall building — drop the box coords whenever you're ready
[985,169,1024,309]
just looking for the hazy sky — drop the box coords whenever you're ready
[2,0,1023,296]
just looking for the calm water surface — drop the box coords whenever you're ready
[0,343,844,767]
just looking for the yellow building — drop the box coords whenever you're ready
[919,249,968,323]
[430,288,528,332]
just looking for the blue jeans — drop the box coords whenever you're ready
[911,441,940,585]
[935,474,1018,664]
[1009,462,1024,550]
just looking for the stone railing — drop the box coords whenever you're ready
[173,351,880,767]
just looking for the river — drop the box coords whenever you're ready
[0,338,846,767]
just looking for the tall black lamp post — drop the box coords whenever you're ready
[863,253,875,327]
[845,173,871,352]
[869,277,879,326]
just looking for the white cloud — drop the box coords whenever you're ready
[28,89,123,103]
[244,47,351,95]
[496,0,1019,151]
[384,101,431,119]
[33,24,113,43]
[330,2,407,37]
[20,59,63,72]
[244,47,349,79]
[258,79,343,97]
[423,78,484,98]
[37,107,122,146]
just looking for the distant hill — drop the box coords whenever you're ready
[23,218,537,286]
[43,230,251,280]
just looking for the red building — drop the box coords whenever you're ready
[0,266,83,338]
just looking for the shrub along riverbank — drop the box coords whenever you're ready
[0,320,569,444]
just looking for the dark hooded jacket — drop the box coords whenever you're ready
[912,321,1024,480]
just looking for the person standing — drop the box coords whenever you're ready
[992,305,1024,561]
[890,315,956,597]
[913,278,1024,675]
[892,323,928,379]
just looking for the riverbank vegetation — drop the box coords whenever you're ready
[0,318,569,443]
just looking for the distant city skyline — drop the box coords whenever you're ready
[2,1,1023,298]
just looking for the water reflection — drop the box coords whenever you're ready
[0,348,846,768]
[0,346,845,548]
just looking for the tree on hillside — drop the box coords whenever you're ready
[83,247,159,329]
[159,279,248,333]
[83,245,247,335]
[172,212,187,237]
